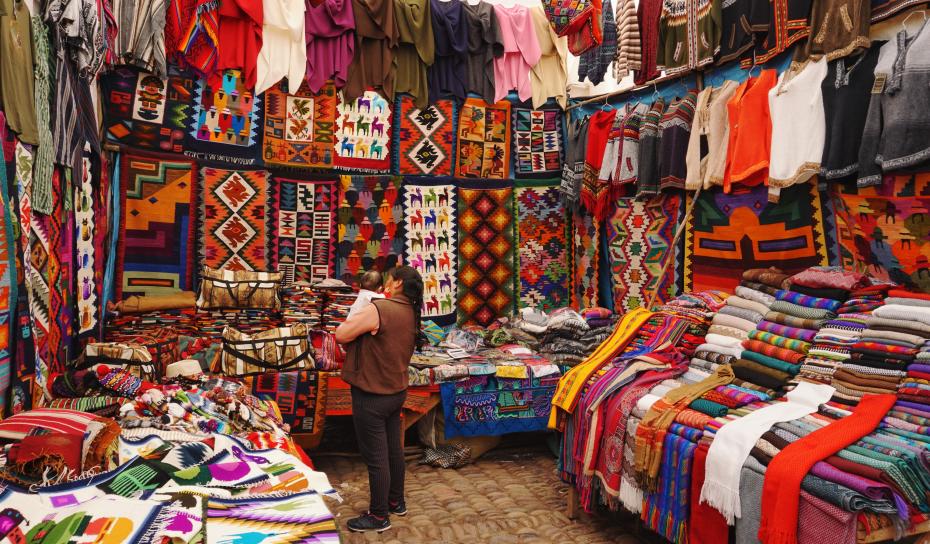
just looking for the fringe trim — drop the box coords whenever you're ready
[698,480,741,525]
[619,476,643,514]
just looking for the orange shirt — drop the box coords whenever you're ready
[723,69,777,192]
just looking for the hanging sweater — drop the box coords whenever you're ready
[463,1,503,103]
[820,44,881,181]
[492,4,540,103]
[617,102,649,186]
[637,98,665,196]
[344,0,398,102]
[685,80,739,190]
[657,0,721,75]
[428,0,469,103]
[255,0,306,94]
[562,118,590,211]
[212,0,263,88]
[613,0,640,77]
[723,69,776,192]
[716,0,753,64]
[767,58,828,202]
[658,91,698,192]
[741,0,811,68]
[634,0,662,84]
[582,109,618,219]
[394,0,433,107]
[858,21,930,187]
[806,0,870,60]
[305,0,356,92]
[578,0,616,86]
[529,5,568,109]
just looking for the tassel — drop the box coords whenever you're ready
[619,476,643,514]
[698,480,742,525]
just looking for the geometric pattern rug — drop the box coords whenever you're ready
[684,182,829,293]
[572,212,599,310]
[404,179,457,326]
[199,167,268,271]
[242,369,327,443]
[118,153,198,298]
[266,177,336,285]
[457,183,516,327]
[515,180,569,311]
[511,104,564,179]
[262,82,338,169]
[334,175,405,285]
[608,194,682,312]
[187,69,263,166]
[394,95,455,176]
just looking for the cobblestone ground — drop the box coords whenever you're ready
[316,448,650,544]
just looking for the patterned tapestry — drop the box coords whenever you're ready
[832,173,930,293]
[266,177,336,285]
[99,66,195,154]
[334,90,392,171]
[75,155,99,336]
[404,180,457,326]
[0,140,17,415]
[206,492,338,542]
[515,181,570,312]
[118,153,198,298]
[440,375,561,438]
[186,69,263,166]
[573,212,599,309]
[199,167,268,271]
[457,98,511,179]
[685,183,829,293]
[512,104,565,179]
[394,95,455,176]
[263,82,337,168]
[457,184,516,327]
[335,175,405,284]
[608,194,682,313]
[243,370,327,441]
[47,170,75,373]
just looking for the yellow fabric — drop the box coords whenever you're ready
[548,307,652,429]
[496,365,529,379]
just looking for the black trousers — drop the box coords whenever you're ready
[351,387,407,517]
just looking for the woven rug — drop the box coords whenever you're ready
[118,152,197,298]
[266,177,336,285]
[457,183,516,327]
[404,179,458,326]
[262,81,337,168]
[394,95,455,176]
[334,175,406,284]
[207,493,338,541]
[99,66,194,154]
[512,104,565,179]
[608,194,682,313]
[0,138,17,415]
[832,173,930,293]
[515,180,570,311]
[685,183,828,293]
[47,170,74,374]
[573,212,599,309]
[186,69,263,167]
[334,90,392,171]
[75,154,99,337]
[457,98,511,179]
[242,370,327,440]
[440,375,561,438]
[199,167,268,271]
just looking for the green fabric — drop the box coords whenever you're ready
[838,447,923,504]
[689,398,728,417]
[30,15,52,215]
[740,350,800,376]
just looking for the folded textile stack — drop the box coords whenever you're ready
[282,280,356,333]
[794,283,889,386]
[535,308,616,367]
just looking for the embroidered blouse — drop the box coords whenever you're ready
[685,80,739,190]
[723,69,776,192]
[492,4,541,103]
[657,0,721,75]
[529,5,568,109]
[255,0,306,94]
[463,1,502,103]
[305,0,356,93]
[394,0,433,107]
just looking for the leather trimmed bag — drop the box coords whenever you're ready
[197,267,283,310]
[221,324,315,376]
[79,342,162,382]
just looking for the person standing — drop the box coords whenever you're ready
[334,266,424,533]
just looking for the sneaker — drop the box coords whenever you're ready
[389,501,408,516]
[346,514,391,533]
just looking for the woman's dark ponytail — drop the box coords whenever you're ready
[386,266,426,351]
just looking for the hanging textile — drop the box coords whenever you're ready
[515,180,570,312]
[393,95,455,176]
[186,69,264,166]
[335,175,405,283]
[0,133,16,414]
[404,179,457,326]
[75,154,100,338]
[334,90,393,171]
[511,103,565,179]
[199,167,269,271]
[457,97,511,179]
[265,177,337,285]
[457,183,516,327]
[572,212,599,309]
[262,82,338,168]
[46,170,75,373]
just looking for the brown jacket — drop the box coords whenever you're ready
[342,296,416,394]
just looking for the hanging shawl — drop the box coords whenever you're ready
[394,0,433,107]
[344,0,398,102]
[577,0,616,85]
[428,0,469,103]
[305,0,356,92]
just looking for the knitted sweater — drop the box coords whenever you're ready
[613,0,640,78]
[658,91,698,192]
[656,0,721,75]
[578,0,617,85]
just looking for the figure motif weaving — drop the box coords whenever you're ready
[262,82,337,168]
[334,90,393,171]
[187,69,263,166]
[100,66,194,154]
[440,375,561,438]
[833,173,930,293]
[266,177,336,286]
[335,176,405,284]
[404,181,457,326]
[608,194,682,313]
[685,183,829,293]
[199,167,268,271]
[457,98,511,179]
[457,185,516,327]
[515,182,570,312]
[512,105,564,178]
[394,95,455,176]
[75,155,99,336]
[573,212,599,309]
[118,153,198,298]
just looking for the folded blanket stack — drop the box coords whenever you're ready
[532,308,618,367]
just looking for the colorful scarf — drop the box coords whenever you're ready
[747,329,811,354]
[775,290,842,312]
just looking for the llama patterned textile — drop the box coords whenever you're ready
[404,179,458,326]
[335,90,393,171]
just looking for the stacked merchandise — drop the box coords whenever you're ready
[531,308,616,367]
[281,280,356,334]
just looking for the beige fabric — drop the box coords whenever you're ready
[113,291,196,314]
[197,267,283,310]
[529,6,567,109]
[685,80,740,190]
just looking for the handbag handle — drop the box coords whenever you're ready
[222,344,312,373]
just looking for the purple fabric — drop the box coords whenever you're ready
[305,0,356,92]
[909,363,930,374]
[890,405,930,419]
[895,399,930,413]
[809,460,910,519]
[756,320,818,342]
[428,0,469,102]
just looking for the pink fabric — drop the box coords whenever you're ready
[492,4,541,102]
[305,0,356,92]
[797,490,856,544]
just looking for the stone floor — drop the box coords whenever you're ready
[315,447,650,544]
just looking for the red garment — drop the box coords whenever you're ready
[581,109,617,220]
[689,443,729,544]
[723,70,776,192]
[888,288,930,302]
[758,393,896,544]
[212,0,263,88]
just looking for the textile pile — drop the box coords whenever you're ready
[282,280,357,334]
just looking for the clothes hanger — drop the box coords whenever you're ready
[651,80,661,103]
[901,8,927,33]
